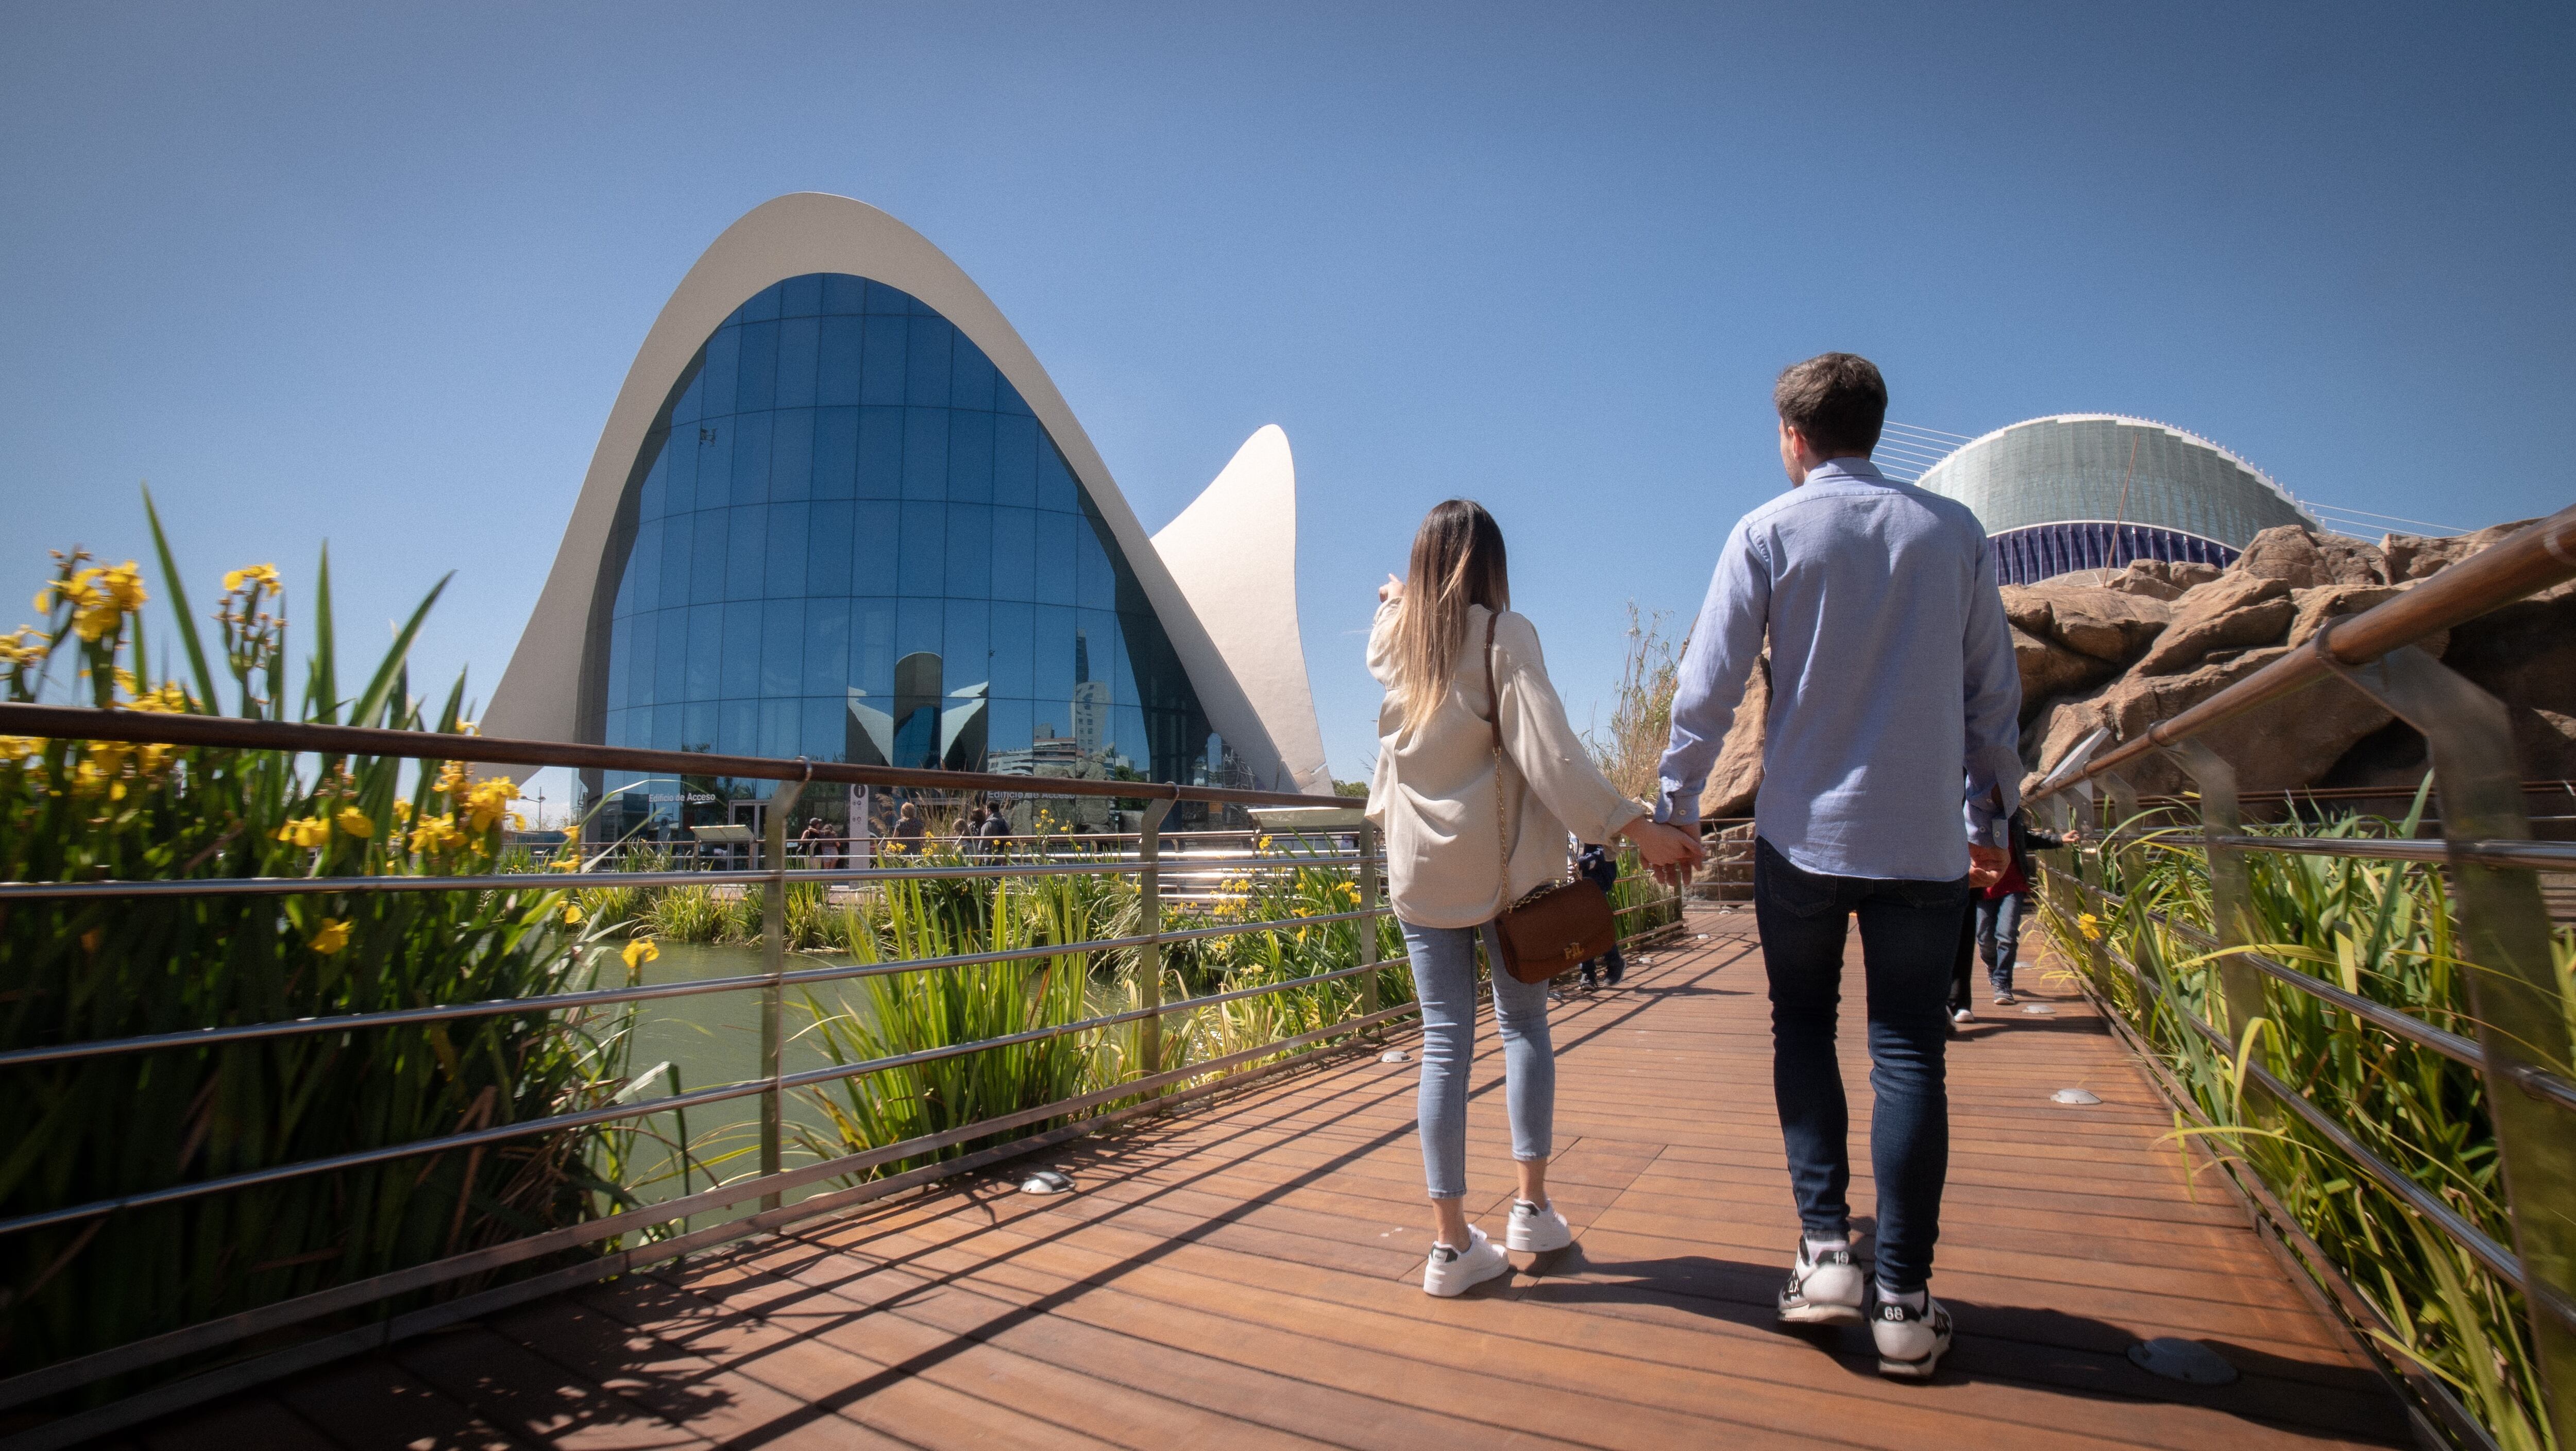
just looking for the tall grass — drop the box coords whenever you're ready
[785,833,1413,1180]
[2038,796,2572,1449]
[1585,602,1679,804]
[0,512,644,1392]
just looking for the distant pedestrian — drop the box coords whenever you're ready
[1573,842,1626,988]
[1975,809,2071,1006]
[979,803,1013,855]
[891,800,926,855]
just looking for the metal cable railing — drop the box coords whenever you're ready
[2022,502,2576,1448]
[0,703,1685,1446]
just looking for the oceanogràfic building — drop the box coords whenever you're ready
[1916,414,2317,586]
[484,194,1329,832]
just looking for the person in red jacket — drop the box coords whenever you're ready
[1974,810,2071,1007]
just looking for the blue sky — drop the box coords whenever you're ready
[4,2,2569,801]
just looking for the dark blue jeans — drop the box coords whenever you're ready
[1975,891,2027,990]
[1753,837,1967,1294]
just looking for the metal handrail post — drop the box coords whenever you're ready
[1357,820,1381,1016]
[2100,772,2142,894]
[759,773,807,1211]
[2311,642,2576,1440]
[2162,740,2268,1045]
[1135,799,1174,1079]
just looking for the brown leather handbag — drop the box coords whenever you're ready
[1482,611,1619,984]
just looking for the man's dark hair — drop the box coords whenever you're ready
[1773,352,1887,455]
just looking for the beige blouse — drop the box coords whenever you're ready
[1364,602,1647,928]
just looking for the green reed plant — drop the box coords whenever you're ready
[0,505,645,1392]
[2039,792,2569,1449]
[794,865,1104,1175]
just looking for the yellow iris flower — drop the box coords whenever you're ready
[622,937,660,970]
[310,918,352,955]
[335,807,374,839]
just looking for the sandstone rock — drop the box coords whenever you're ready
[2013,626,2112,715]
[1999,588,2055,638]
[2135,574,2295,675]
[2382,519,2543,583]
[2088,646,2397,797]
[2045,588,2172,662]
[2286,584,2408,648]
[2103,560,2188,601]
[2231,526,2387,589]
[2023,683,2117,785]
[1698,652,1770,819]
[2000,583,2173,663]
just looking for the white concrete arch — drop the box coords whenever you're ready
[482,192,1310,792]
[1153,426,1329,793]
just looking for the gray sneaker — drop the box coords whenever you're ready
[1777,1239,1865,1325]
[1872,1293,1954,1379]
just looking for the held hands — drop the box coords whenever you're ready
[1620,818,1706,887]
[1967,844,2008,890]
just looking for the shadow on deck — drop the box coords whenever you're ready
[117,906,2408,1449]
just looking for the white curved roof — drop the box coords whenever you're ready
[1153,426,1329,793]
[481,193,1316,792]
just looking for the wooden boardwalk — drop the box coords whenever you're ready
[123,906,2405,1449]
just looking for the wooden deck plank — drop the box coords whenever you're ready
[118,904,2409,1448]
[274,1356,530,1450]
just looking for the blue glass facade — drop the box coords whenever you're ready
[586,273,1218,825]
[1989,522,2236,587]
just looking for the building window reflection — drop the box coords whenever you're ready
[587,274,1227,834]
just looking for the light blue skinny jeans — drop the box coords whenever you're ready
[1401,917,1555,1200]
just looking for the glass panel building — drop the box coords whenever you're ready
[588,275,1221,833]
[485,194,1329,835]
[1914,415,2316,587]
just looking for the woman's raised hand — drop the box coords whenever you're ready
[1378,573,1405,603]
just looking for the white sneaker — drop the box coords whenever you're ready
[1504,1199,1572,1253]
[1872,1292,1954,1379]
[1422,1226,1510,1297]
[1950,1007,1973,1025]
[1776,1239,1865,1325]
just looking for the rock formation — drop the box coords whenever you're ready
[2009,521,2572,797]
[1696,517,2575,817]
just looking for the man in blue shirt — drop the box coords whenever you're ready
[1654,353,2021,1381]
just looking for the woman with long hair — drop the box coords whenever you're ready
[1366,499,1702,1295]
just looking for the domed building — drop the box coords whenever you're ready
[1914,415,2317,586]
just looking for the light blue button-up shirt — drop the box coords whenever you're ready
[1654,458,2023,881]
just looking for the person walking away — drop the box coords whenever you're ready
[979,802,1013,856]
[1367,499,1703,1298]
[1652,354,2021,1379]
[1947,840,2006,1028]
[1572,841,1626,988]
[1976,809,2070,1006]
[891,800,926,855]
